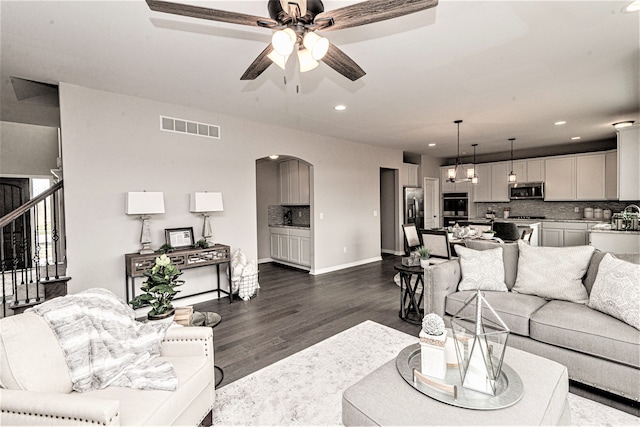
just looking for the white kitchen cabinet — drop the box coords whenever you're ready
[617,125,640,200]
[541,222,588,247]
[512,160,527,183]
[279,160,310,205]
[576,153,606,201]
[605,150,617,200]
[269,227,311,268]
[402,163,419,187]
[545,156,576,201]
[526,159,545,182]
[471,162,509,202]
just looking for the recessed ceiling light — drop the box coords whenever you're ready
[571,136,581,140]
[623,0,640,13]
[334,105,346,111]
[269,154,280,160]
[554,121,567,126]
[428,143,436,147]
[613,121,635,129]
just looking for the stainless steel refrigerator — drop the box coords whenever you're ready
[403,187,424,229]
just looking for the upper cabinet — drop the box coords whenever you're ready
[402,163,419,187]
[545,156,577,201]
[472,162,509,202]
[605,150,617,200]
[279,159,310,205]
[576,154,606,201]
[545,153,612,201]
[617,125,640,201]
[509,159,544,183]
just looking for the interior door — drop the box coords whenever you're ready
[0,178,31,270]
[423,178,439,229]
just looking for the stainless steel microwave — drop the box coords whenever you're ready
[509,182,544,200]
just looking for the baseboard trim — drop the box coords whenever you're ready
[310,256,382,275]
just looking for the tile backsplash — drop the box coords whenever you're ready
[475,200,640,220]
[268,205,311,227]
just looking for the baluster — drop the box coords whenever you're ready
[10,222,19,306]
[33,202,41,302]
[43,196,50,281]
[1,227,6,317]
[52,190,60,279]
[21,213,29,303]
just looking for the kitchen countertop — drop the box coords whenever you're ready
[269,224,311,229]
[589,229,640,235]
[469,218,607,224]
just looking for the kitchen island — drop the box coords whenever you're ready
[588,229,640,253]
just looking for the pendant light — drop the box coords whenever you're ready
[508,138,517,183]
[447,120,472,183]
[471,144,479,184]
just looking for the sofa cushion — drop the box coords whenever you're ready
[0,312,73,393]
[530,300,640,368]
[464,240,519,290]
[445,290,549,337]
[583,252,640,295]
[588,254,640,330]
[513,241,594,304]
[81,355,212,425]
[455,245,508,292]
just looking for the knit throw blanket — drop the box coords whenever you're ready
[27,288,178,392]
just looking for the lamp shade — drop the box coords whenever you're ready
[298,48,319,72]
[190,192,224,213]
[302,32,329,60]
[125,192,165,215]
[272,28,296,56]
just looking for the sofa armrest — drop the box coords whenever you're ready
[425,259,461,318]
[160,326,214,364]
[0,389,120,426]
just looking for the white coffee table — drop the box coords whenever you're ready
[342,345,570,425]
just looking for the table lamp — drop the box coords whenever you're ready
[126,191,165,254]
[190,192,224,243]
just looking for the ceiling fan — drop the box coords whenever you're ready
[146,0,439,81]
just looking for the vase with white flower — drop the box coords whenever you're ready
[129,254,184,321]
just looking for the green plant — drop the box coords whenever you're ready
[195,238,209,249]
[159,243,174,254]
[417,246,430,259]
[129,254,184,316]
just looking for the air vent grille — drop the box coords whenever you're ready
[160,116,220,139]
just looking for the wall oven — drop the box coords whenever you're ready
[442,192,469,226]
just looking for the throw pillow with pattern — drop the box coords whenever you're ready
[455,245,508,292]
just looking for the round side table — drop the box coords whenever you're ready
[191,311,224,387]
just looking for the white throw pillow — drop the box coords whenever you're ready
[455,245,508,292]
[512,240,594,304]
[588,254,640,330]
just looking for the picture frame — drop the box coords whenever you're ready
[165,227,195,249]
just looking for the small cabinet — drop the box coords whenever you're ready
[402,163,419,187]
[617,125,640,201]
[605,150,617,200]
[472,162,509,202]
[541,222,588,247]
[269,226,311,268]
[526,159,545,182]
[544,156,576,201]
[279,160,310,205]
[576,154,606,201]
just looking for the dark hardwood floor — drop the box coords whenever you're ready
[193,253,638,417]
[193,253,420,388]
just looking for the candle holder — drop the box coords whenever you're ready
[451,290,510,396]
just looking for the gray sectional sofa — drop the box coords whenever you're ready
[426,240,640,402]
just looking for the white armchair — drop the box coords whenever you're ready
[0,313,215,426]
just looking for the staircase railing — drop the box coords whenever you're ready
[0,181,66,316]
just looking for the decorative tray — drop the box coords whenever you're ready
[395,343,524,410]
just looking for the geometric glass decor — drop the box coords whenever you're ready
[451,290,510,396]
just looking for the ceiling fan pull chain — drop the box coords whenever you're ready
[284,76,287,85]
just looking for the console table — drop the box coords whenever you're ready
[125,244,232,305]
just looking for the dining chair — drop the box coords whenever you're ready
[520,227,534,244]
[492,222,520,242]
[420,229,452,262]
[402,224,422,255]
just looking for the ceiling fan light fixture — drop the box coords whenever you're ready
[303,31,329,60]
[267,50,289,70]
[297,48,319,72]
[272,28,297,56]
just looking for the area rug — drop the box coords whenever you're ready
[212,320,639,425]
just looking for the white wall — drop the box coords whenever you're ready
[0,121,58,176]
[59,83,405,302]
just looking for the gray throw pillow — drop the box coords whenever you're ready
[588,253,640,330]
[455,245,508,292]
[464,240,519,290]
[512,240,594,304]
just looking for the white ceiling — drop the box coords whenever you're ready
[1,0,638,160]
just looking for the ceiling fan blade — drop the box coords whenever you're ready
[240,45,275,80]
[146,0,278,28]
[316,0,438,32]
[322,43,366,81]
